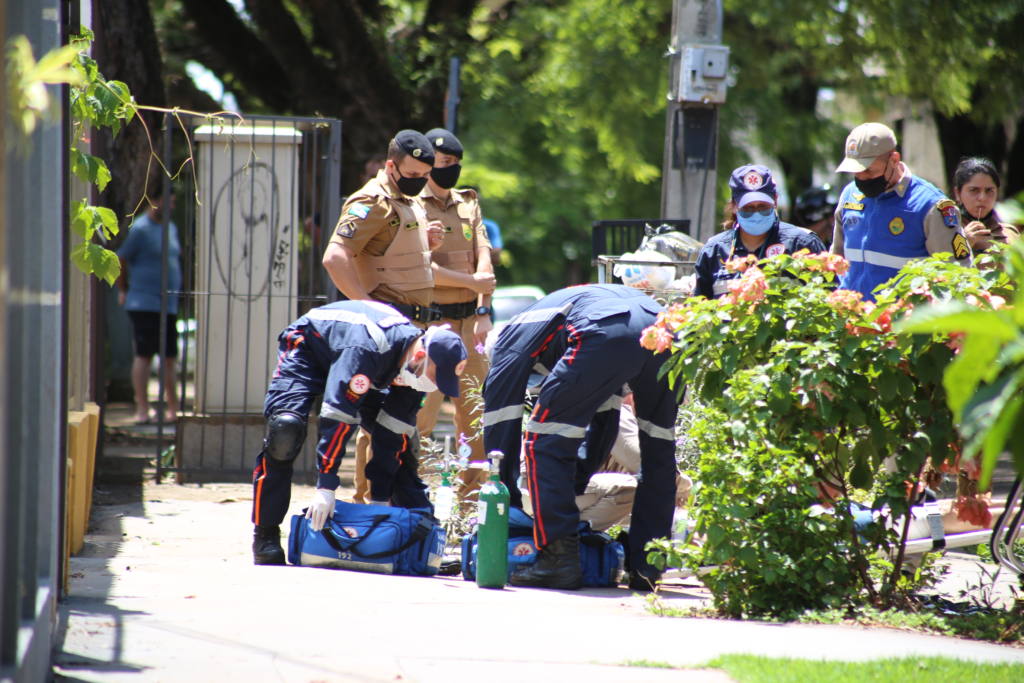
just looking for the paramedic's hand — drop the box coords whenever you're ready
[306,488,336,531]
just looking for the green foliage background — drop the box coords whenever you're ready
[142,0,1024,293]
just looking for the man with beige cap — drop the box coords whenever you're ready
[830,122,972,300]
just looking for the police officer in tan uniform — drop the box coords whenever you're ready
[322,129,445,503]
[415,129,497,500]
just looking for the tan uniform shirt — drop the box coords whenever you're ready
[329,170,433,307]
[417,186,491,305]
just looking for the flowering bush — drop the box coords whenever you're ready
[642,249,1013,617]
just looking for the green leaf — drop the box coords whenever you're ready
[897,304,1017,341]
[70,148,111,191]
[850,457,874,490]
[943,332,1002,419]
[976,392,1023,488]
[69,199,89,239]
[70,242,120,285]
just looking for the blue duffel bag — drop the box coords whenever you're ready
[461,508,624,587]
[288,500,445,576]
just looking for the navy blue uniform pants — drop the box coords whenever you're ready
[522,314,678,574]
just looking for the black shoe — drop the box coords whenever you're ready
[253,525,285,565]
[509,534,583,590]
[626,570,660,592]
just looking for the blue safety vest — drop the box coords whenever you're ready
[837,176,945,299]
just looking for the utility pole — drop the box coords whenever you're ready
[659,0,729,243]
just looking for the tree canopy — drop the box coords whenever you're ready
[96,0,1024,291]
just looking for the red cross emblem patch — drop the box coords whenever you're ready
[349,374,370,394]
[744,172,763,189]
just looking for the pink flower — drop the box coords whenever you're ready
[640,324,674,354]
[725,266,767,305]
[796,251,850,275]
[724,255,758,273]
[826,289,863,314]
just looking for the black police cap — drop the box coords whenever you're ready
[425,128,464,159]
[393,130,435,166]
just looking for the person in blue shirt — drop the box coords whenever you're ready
[116,195,183,424]
[694,164,826,299]
[831,122,972,300]
[482,284,680,590]
[251,300,467,565]
[482,217,503,262]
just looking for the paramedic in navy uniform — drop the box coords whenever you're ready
[482,284,681,591]
[694,164,825,299]
[250,300,467,565]
[830,122,972,300]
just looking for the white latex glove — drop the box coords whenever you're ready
[305,488,336,532]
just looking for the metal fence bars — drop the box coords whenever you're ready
[590,218,692,267]
[160,113,342,483]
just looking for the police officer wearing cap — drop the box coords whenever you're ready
[483,284,681,591]
[322,129,444,321]
[323,130,444,505]
[250,300,467,565]
[415,128,496,497]
[694,164,825,299]
[831,122,972,300]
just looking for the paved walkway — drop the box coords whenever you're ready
[54,406,1023,681]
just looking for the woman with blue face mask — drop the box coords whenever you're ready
[693,164,827,299]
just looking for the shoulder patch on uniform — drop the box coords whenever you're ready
[939,201,960,228]
[349,374,371,395]
[765,243,785,258]
[336,219,356,238]
[347,203,371,219]
[852,191,865,200]
[843,201,864,211]
[951,233,970,260]
[462,224,473,241]
[888,217,904,236]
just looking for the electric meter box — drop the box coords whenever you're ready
[678,45,730,104]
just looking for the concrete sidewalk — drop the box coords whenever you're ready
[54,475,1024,683]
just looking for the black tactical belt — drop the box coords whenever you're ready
[391,302,443,324]
[434,300,477,320]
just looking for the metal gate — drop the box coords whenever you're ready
[149,113,342,483]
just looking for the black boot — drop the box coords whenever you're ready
[509,534,582,590]
[253,525,285,565]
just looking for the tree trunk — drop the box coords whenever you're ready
[92,0,168,232]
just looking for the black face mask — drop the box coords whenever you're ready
[854,159,891,198]
[430,164,462,190]
[392,169,428,197]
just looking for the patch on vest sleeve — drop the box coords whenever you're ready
[347,203,371,219]
[888,217,904,236]
[348,374,371,394]
[336,219,356,238]
[936,199,960,228]
[951,233,970,260]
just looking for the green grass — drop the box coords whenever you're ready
[705,655,1024,682]
[620,659,676,669]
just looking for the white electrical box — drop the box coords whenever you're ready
[678,45,730,104]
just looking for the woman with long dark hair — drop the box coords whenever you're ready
[952,157,1020,254]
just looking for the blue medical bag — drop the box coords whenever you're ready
[288,500,445,576]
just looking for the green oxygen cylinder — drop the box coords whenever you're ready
[475,450,510,589]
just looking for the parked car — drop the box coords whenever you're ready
[492,285,546,328]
